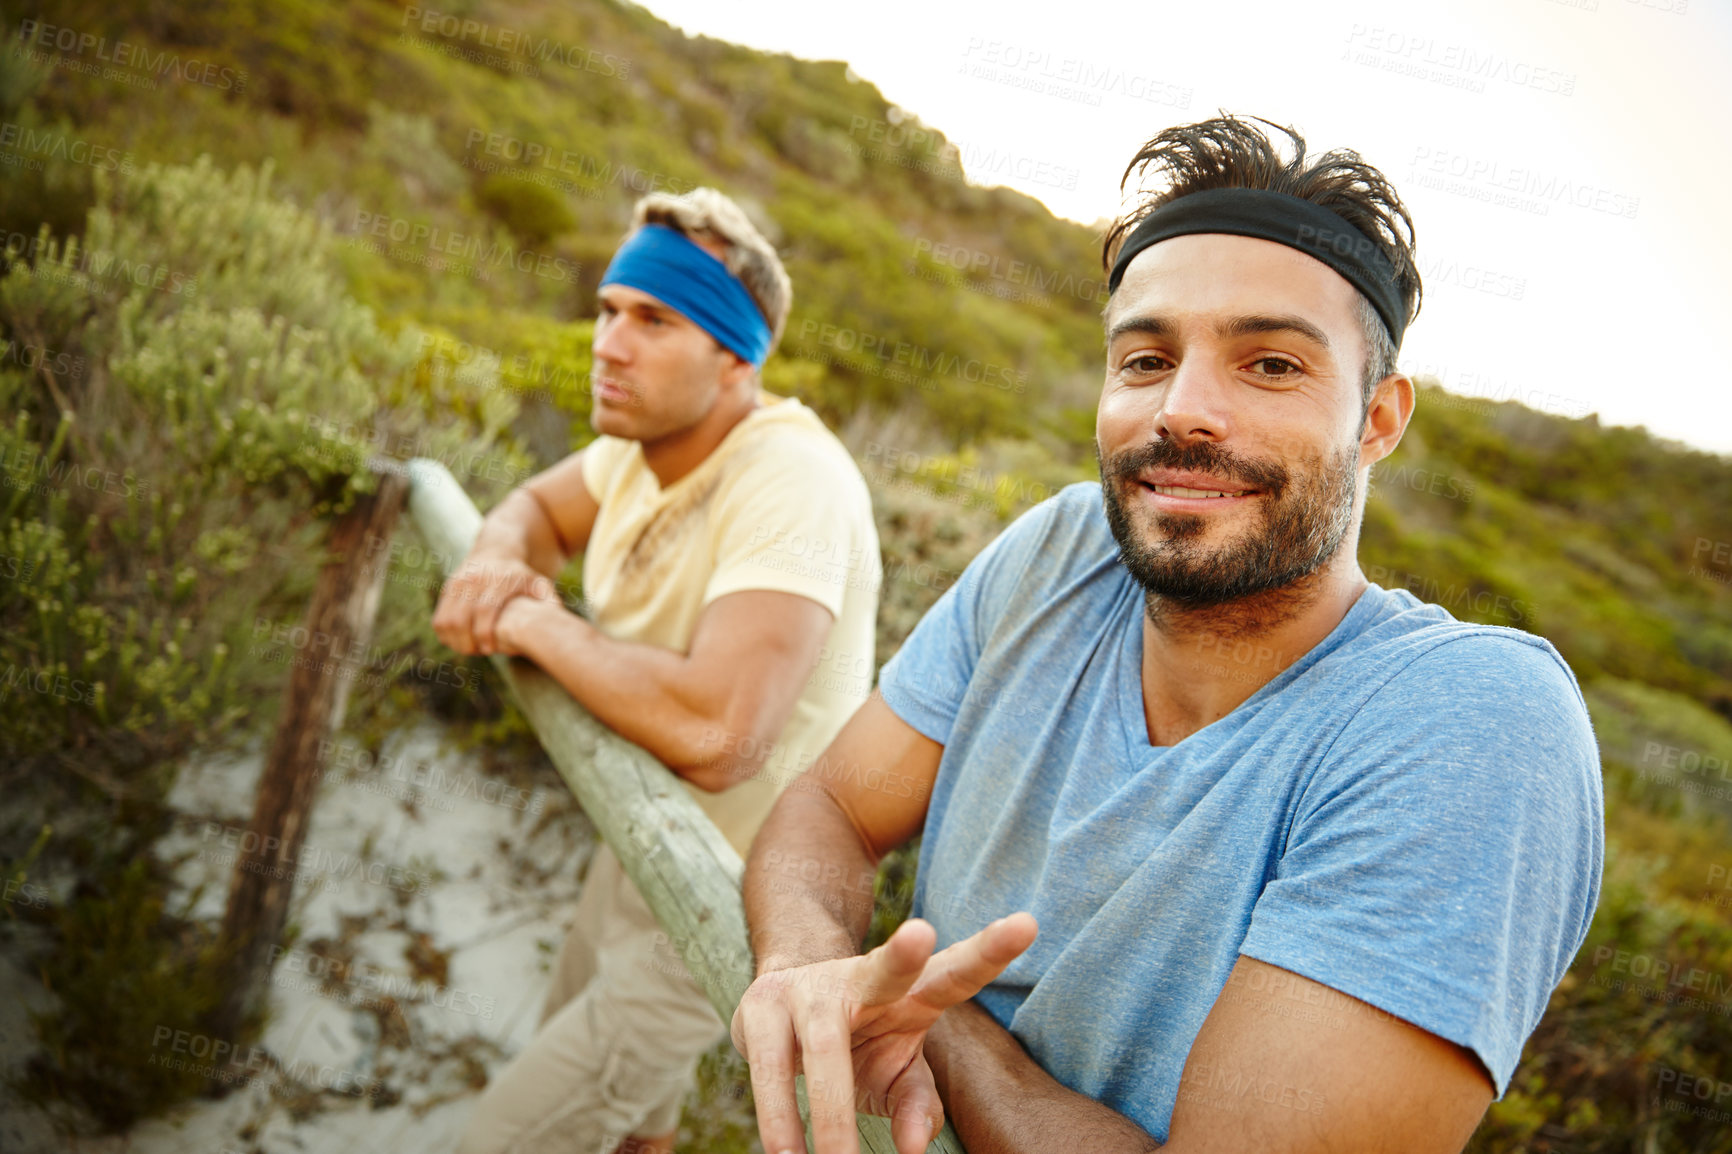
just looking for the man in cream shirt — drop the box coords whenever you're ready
[436,187,880,1154]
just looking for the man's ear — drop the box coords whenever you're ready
[1359,372,1415,470]
[720,348,758,391]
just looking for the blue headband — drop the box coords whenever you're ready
[599,224,774,367]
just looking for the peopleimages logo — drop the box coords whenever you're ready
[0,121,132,170]
[910,239,1108,304]
[148,1026,384,1095]
[1587,944,1732,1012]
[0,663,98,704]
[794,320,1027,394]
[14,20,248,92]
[316,737,547,815]
[1410,147,1640,220]
[1342,25,1576,96]
[195,820,435,896]
[270,945,498,1020]
[249,616,479,693]
[350,210,579,285]
[398,7,631,79]
[0,442,149,502]
[957,38,1193,110]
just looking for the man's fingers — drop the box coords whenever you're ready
[851,917,937,1008]
[735,998,807,1154]
[886,1056,944,1154]
[433,562,540,656]
[527,573,560,602]
[431,594,475,656]
[798,1004,862,1154]
[471,592,506,655]
[908,912,1038,1010]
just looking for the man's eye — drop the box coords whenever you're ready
[1251,357,1299,376]
[1125,354,1168,374]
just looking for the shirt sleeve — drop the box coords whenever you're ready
[701,440,875,620]
[1237,633,1605,1096]
[876,490,1069,746]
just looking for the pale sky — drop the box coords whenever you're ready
[636,0,1731,456]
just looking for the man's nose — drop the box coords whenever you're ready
[592,317,632,366]
[1153,356,1231,443]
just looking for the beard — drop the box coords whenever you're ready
[1097,435,1361,610]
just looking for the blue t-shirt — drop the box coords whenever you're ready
[877,482,1603,1142]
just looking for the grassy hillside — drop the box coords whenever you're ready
[1,0,1730,1149]
[3,0,1108,449]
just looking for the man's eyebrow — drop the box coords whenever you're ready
[596,290,677,319]
[1105,315,1174,345]
[1104,313,1332,351]
[1218,313,1332,349]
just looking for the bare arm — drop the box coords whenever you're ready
[519,448,602,573]
[433,449,600,654]
[1163,955,1491,1151]
[493,588,833,792]
[735,694,1042,1154]
[922,955,1493,1154]
[478,448,600,576]
[745,690,940,972]
[923,999,1158,1154]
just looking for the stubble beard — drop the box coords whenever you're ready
[1097,436,1362,623]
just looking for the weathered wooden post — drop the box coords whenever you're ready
[208,464,410,1050]
[401,458,966,1153]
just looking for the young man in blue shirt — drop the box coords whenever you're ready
[732,114,1603,1154]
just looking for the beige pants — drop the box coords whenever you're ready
[456,845,729,1154]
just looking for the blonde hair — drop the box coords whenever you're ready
[630,187,793,354]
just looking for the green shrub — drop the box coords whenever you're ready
[15,854,231,1133]
[476,172,577,244]
[1469,840,1732,1153]
[0,154,526,1132]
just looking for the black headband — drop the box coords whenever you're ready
[1107,187,1408,347]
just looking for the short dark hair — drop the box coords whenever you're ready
[1101,114,1421,409]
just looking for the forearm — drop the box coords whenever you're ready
[508,605,749,788]
[925,1000,1160,1154]
[472,488,568,579]
[744,784,880,974]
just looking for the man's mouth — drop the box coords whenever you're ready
[1133,470,1261,505]
[1143,483,1250,499]
[593,375,635,403]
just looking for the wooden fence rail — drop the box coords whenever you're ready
[402,457,966,1154]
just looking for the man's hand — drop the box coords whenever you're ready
[491,594,564,658]
[732,912,1039,1154]
[432,554,562,656]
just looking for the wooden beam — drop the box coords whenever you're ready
[402,458,966,1154]
[210,467,410,1050]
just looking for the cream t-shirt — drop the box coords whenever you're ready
[578,392,881,857]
